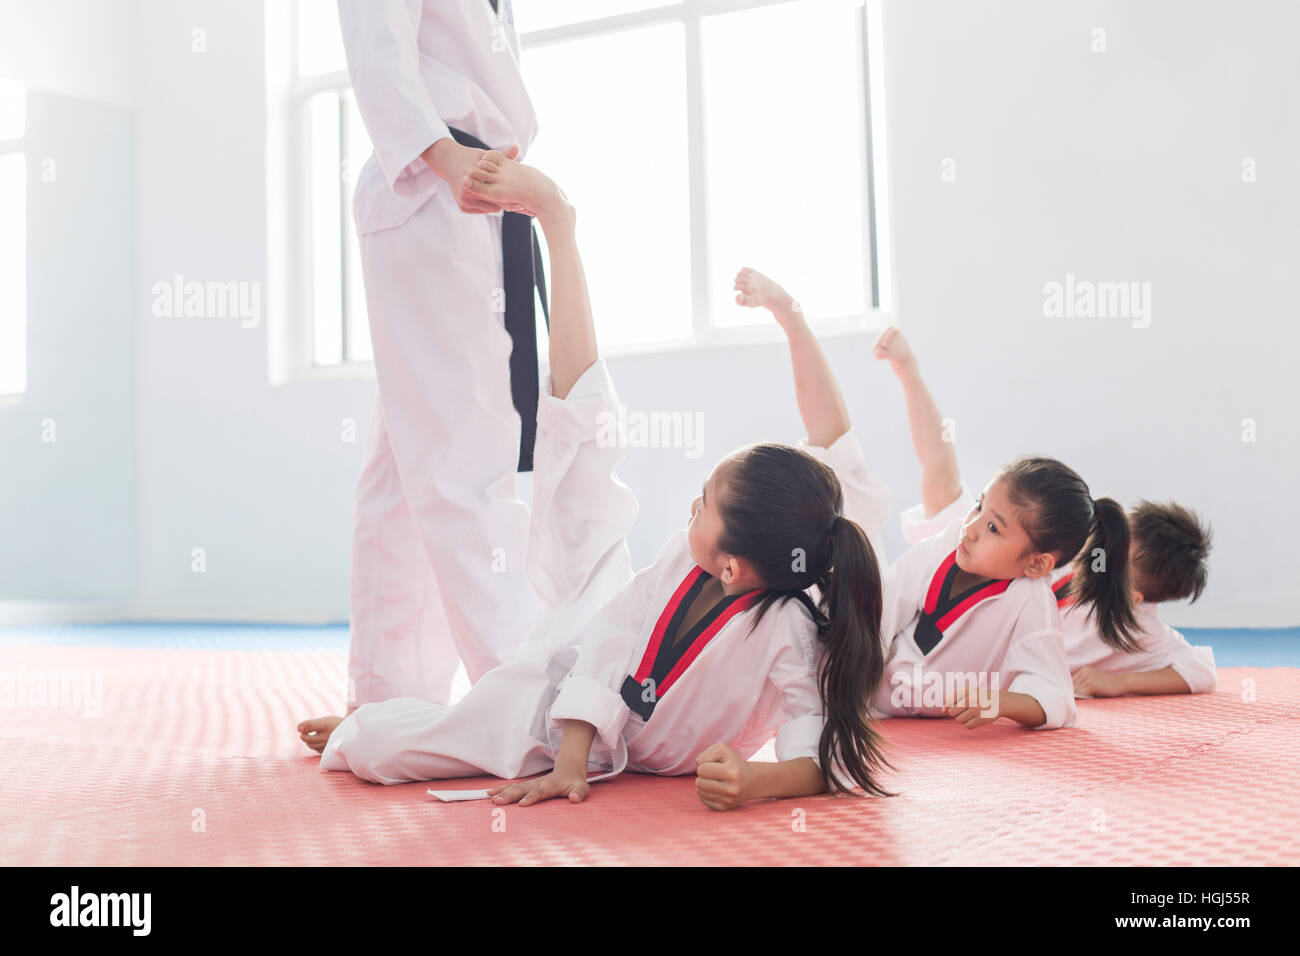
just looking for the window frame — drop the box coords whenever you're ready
[290,68,365,370]
[281,0,893,377]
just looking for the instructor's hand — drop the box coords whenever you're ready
[424,138,518,214]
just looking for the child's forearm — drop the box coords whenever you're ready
[999,691,1048,727]
[1118,667,1192,695]
[781,314,852,449]
[745,757,827,802]
[553,719,597,774]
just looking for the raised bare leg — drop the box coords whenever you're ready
[733,267,850,449]
[873,327,963,517]
[462,153,596,399]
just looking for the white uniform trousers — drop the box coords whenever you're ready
[348,184,536,707]
[324,359,638,782]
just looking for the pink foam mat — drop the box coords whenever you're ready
[1,644,1296,866]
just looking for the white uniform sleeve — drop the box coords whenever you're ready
[899,483,977,546]
[766,606,826,767]
[1170,644,1219,694]
[547,537,682,753]
[1069,604,1219,695]
[1003,589,1076,730]
[766,602,886,793]
[337,0,450,198]
[1135,615,1220,694]
[528,360,638,616]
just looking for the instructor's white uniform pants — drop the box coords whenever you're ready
[324,359,639,781]
[349,185,537,707]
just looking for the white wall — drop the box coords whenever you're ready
[132,0,375,621]
[0,2,138,610]
[0,0,139,108]
[6,0,1298,627]
[876,0,1300,627]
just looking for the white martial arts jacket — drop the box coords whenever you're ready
[1050,569,1219,694]
[868,488,1077,729]
[540,428,895,778]
[324,528,834,785]
[337,0,539,234]
[321,376,861,785]
[546,529,832,775]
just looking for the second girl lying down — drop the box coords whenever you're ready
[734,271,1139,731]
[873,327,1140,727]
[859,326,1217,700]
[315,151,896,809]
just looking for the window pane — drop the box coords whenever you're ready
[515,1,677,34]
[342,90,373,362]
[297,0,347,76]
[522,24,691,348]
[864,0,892,311]
[0,77,24,140]
[701,0,867,326]
[0,154,25,394]
[308,92,343,366]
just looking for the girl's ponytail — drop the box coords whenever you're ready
[999,457,1141,653]
[714,443,892,797]
[1067,496,1141,652]
[817,515,892,797]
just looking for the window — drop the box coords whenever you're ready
[290,0,371,368]
[266,0,372,381]
[0,77,25,396]
[284,0,891,368]
[519,0,893,350]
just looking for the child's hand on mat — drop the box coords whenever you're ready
[487,768,590,807]
[1073,666,1127,698]
[943,682,1001,729]
[695,743,754,811]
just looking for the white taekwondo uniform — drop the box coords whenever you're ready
[337,0,542,706]
[856,485,1075,729]
[321,369,890,786]
[1050,569,1218,694]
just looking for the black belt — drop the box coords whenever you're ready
[447,126,550,473]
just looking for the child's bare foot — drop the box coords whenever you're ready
[872,326,919,377]
[298,714,345,753]
[461,148,571,226]
[733,267,801,326]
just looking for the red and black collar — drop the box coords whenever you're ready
[621,566,765,720]
[912,551,1012,655]
[1052,571,1076,608]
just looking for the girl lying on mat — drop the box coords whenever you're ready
[308,151,896,809]
[868,327,1217,702]
[736,276,1110,731]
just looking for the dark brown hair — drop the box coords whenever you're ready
[998,456,1141,652]
[714,442,891,796]
[1128,500,1212,604]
